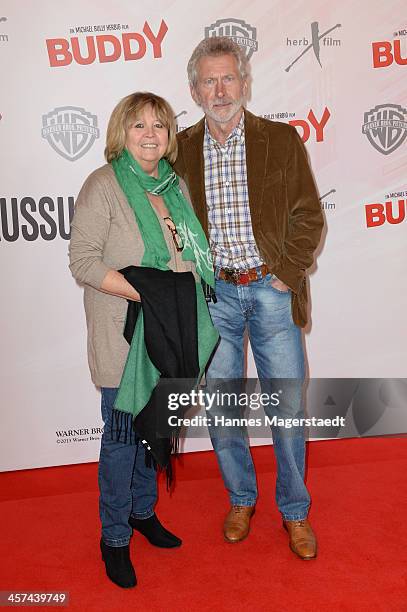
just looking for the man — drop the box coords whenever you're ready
[174,37,324,559]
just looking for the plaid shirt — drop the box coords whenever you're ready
[204,114,263,270]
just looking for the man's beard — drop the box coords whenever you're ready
[202,97,244,124]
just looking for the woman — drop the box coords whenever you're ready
[69,92,217,589]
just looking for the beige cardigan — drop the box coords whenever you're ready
[69,163,197,387]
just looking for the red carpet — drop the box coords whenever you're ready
[1,438,406,611]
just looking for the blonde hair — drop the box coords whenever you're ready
[105,92,178,163]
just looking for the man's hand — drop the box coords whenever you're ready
[271,276,290,293]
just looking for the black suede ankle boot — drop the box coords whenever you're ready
[129,513,182,548]
[100,539,137,588]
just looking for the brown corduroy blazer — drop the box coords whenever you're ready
[174,109,324,327]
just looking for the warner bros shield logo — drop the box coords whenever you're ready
[362,103,407,155]
[42,106,100,161]
[205,18,258,59]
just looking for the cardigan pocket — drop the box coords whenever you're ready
[111,312,126,335]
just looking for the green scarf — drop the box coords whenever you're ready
[112,149,218,419]
[112,148,214,287]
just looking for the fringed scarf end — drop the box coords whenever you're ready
[111,409,138,445]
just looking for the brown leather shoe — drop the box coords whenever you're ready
[223,506,255,543]
[283,519,317,559]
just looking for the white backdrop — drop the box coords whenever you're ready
[0,0,406,471]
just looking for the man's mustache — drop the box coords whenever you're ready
[211,99,234,106]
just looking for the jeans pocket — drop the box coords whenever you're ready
[269,274,291,294]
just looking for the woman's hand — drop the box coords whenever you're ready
[100,269,141,301]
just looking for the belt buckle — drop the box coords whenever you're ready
[221,268,233,283]
[222,268,239,285]
[221,267,255,285]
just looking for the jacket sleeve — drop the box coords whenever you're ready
[272,127,324,293]
[68,172,111,289]
[173,132,188,180]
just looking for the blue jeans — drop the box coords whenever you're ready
[206,271,310,520]
[99,387,157,546]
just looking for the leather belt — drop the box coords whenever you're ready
[217,264,269,285]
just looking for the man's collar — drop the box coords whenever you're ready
[204,111,245,146]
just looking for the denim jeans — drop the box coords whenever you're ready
[99,387,157,546]
[206,271,310,520]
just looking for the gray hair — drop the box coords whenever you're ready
[187,36,248,86]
